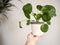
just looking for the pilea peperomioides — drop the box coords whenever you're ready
[19,3,56,32]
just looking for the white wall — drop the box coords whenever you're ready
[0,0,60,45]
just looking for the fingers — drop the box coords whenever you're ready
[29,32,38,37]
[33,34,44,39]
[27,32,44,38]
[28,32,33,36]
[27,32,33,38]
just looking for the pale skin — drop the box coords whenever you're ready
[25,32,43,45]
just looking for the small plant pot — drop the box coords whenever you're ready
[31,22,44,36]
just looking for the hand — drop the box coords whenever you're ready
[25,32,43,45]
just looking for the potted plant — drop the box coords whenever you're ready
[19,3,56,36]
[0,0,14,23]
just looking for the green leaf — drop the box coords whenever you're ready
[19,21,22,28]
[41,5,56,17]
[40,24,49,32]
[42,14,51,22]
[36,5,43,11]
[23,3,32,19]
[35,14,42,21]
[26,20,31,25]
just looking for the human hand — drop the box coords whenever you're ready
[25,32,43,45]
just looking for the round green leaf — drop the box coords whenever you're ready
[41,5,56,17]
[23,3,32,19]
[42,14,51,22]
[35,14,42,21]
[36,5,43,11]
[40,24,49,32]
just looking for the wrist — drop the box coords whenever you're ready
[25,41,35,45]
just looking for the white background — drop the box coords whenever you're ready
[0,0,60,45]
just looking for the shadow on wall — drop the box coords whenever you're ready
[0,33,3,45]
[0,15,7,45]
[0,13,8,45]
[0,15,7,24]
